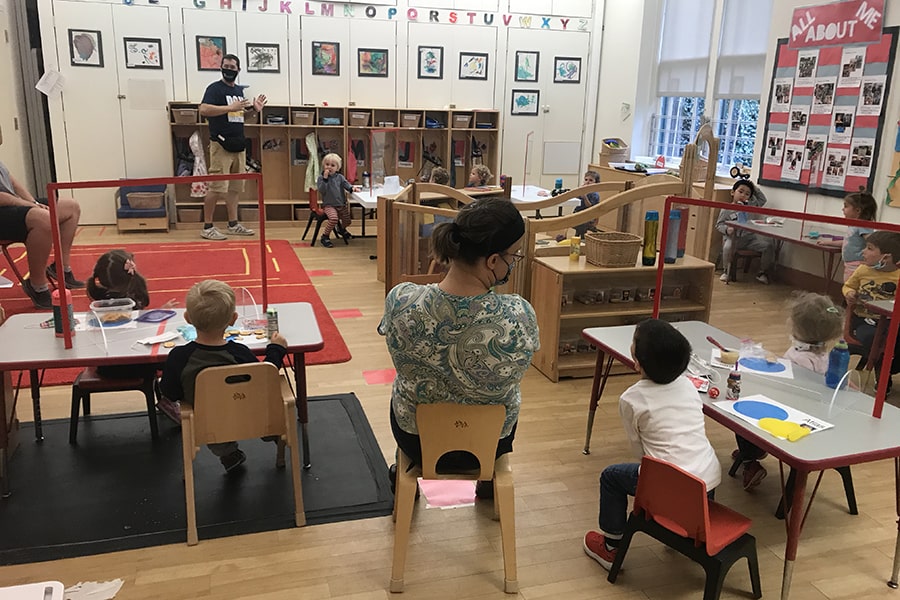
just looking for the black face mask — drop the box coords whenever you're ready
[494,255,516,287]
[221,68,238,82]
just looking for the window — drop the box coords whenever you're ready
[648,0,772,168]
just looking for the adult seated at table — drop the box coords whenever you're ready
[0,160,84,309]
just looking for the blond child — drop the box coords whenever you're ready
[817,188,878,281]
[574,170,601,238]
[160,280,288,473]
[467,164,493,187]
[316,153,361,248]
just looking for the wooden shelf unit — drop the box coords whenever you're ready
[168,103,499,228]
[529,254,715,382]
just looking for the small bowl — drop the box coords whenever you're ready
[720,350,739,365]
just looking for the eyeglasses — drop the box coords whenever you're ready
[503,252,526,265]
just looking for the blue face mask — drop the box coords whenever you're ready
[873,256,888,270]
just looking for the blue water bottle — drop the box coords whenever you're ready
[825,339,850,389]
[664,209,681,264]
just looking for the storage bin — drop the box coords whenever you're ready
[452,114,472,128]
[127,192,164,210]
[349,111,371,127]
[172,108,198,124]
[292,111,315,126]
[401,113,421,128]
[239,207,260,222]
[89,298,135,327]
[177,208,202,222]
[584,231,642,268]
[596,137,629,166]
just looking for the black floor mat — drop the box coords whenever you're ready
[0,393,392,565]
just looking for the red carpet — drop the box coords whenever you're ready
[0,240,350,385]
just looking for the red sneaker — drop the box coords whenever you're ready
[583,531,618,571]
[742,460,767,490]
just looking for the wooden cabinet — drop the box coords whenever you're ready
[168,103,500,228]
[530,254,714,382]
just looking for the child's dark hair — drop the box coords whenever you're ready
[584,170,600,183]
[87,249,151,309]
[732,179,754,194]
[866,231,900,263]
[431,198,524,265]
[222,53,240,68]
[787,291,843,349]
[844,187,877,221]
[633,319,691,384]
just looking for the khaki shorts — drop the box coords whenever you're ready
[208,142,245,194]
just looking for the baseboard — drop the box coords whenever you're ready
[775,265,842,299]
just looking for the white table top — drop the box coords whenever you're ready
[727,217,842,253]
[0,302,323,371]
[349,187,383,209]
[510,184,580,209]
[0,582,64,600]
[582,321,900,470]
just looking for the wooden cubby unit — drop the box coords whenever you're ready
[530,254,714,382]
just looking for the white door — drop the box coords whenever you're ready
[112,4,175,180]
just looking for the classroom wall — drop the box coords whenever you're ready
[0,0,32,185]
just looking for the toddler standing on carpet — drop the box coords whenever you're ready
[317,153,361,248]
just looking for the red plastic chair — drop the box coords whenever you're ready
[607,457,761,600]
[301,190,329,246]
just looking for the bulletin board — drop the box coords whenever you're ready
[758,27,898,198]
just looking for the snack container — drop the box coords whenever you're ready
[89,298,136,326]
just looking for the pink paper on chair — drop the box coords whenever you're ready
[418,478,476,508]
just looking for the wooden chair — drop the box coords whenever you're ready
[390,403,517,594]
[608,457,761,600]
[728,249,762,282]
[181,362,304,545]
[68,367,159,444]
[301,190,329,246]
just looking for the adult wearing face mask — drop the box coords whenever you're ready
[378,197,540,499]
[198,54,266,240]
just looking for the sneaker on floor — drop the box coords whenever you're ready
[220,449,247,473]
[227,222,255,236]
[46,263,85,289]
[583,531,618,571]
[730,448,768,463]
[22,279,53,310]
[755,272,770,285]
[475,479,494,500]
[320,235,334,248]
[742,460,767,490]
[201,226,227,241]
[156,397,181,425]
[719,271,730,283]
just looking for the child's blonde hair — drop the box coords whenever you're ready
[471,164,493,186]
[787,291,843,351]
[322,153,343,170]
[186,279,235,333]
[430,166,450,185]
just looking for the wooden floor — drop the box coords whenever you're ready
[1,226,898,600]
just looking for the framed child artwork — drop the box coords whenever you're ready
[511,90,539,116]
[196,36,226,71]
[515,51,539,82]
[459,52,488,81]
[358,48,389,77]
[246,43,280,73]
[69,29,103,67]
[554,57,582,83]
[418,46,443,79]
[123,37,161,70]
[312,41,340,76]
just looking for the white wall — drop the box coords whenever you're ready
[0,0,32,185]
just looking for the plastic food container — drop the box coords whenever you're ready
[89,298,136,326]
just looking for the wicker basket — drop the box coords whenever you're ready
[584,231,642,268]
[127,192,164,209]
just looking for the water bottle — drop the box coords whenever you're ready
[726,367,741,400]
[642,210,659,266]
[664,209,681,264]
[362,171,370,189]
[555,178,563,191]
[675,203,689,258]
[51,288,75,338]
[825,339,850,389]
[266,307,279,340]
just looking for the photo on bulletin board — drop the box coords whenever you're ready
[246,43,279,73]
[511,89,539,116]
[196,35,225,71]
[358,48,388,77]
[553,57,581,83]
[69,29,103,67]
[515,50,539,82]
[312,41,340,76]
[459,52,488,80]
[123,37,161,70]
[418,46,443,79]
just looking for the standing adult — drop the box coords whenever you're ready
[0,161,84,309]
[198,53,266,240]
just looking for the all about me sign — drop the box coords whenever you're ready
[789,0,883,49]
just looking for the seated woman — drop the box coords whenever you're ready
[378,197,540,497]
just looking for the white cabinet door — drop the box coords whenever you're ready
[112,4,175,180]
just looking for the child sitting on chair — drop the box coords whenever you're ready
[715,180,777,285]
[583,319,721,571]
[466,164,493,187]
[843,230,900,393]
[429,166,450,185]
[160,279,288,473]
[317,152,361,248]
[732,292,844,490]
[573,170,601,238]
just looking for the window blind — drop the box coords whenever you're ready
[715,0,773,98]
[657,0,715,96]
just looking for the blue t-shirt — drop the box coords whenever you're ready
[201,80,247,142]
[378,282,540,436]
[843,226,873,263]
